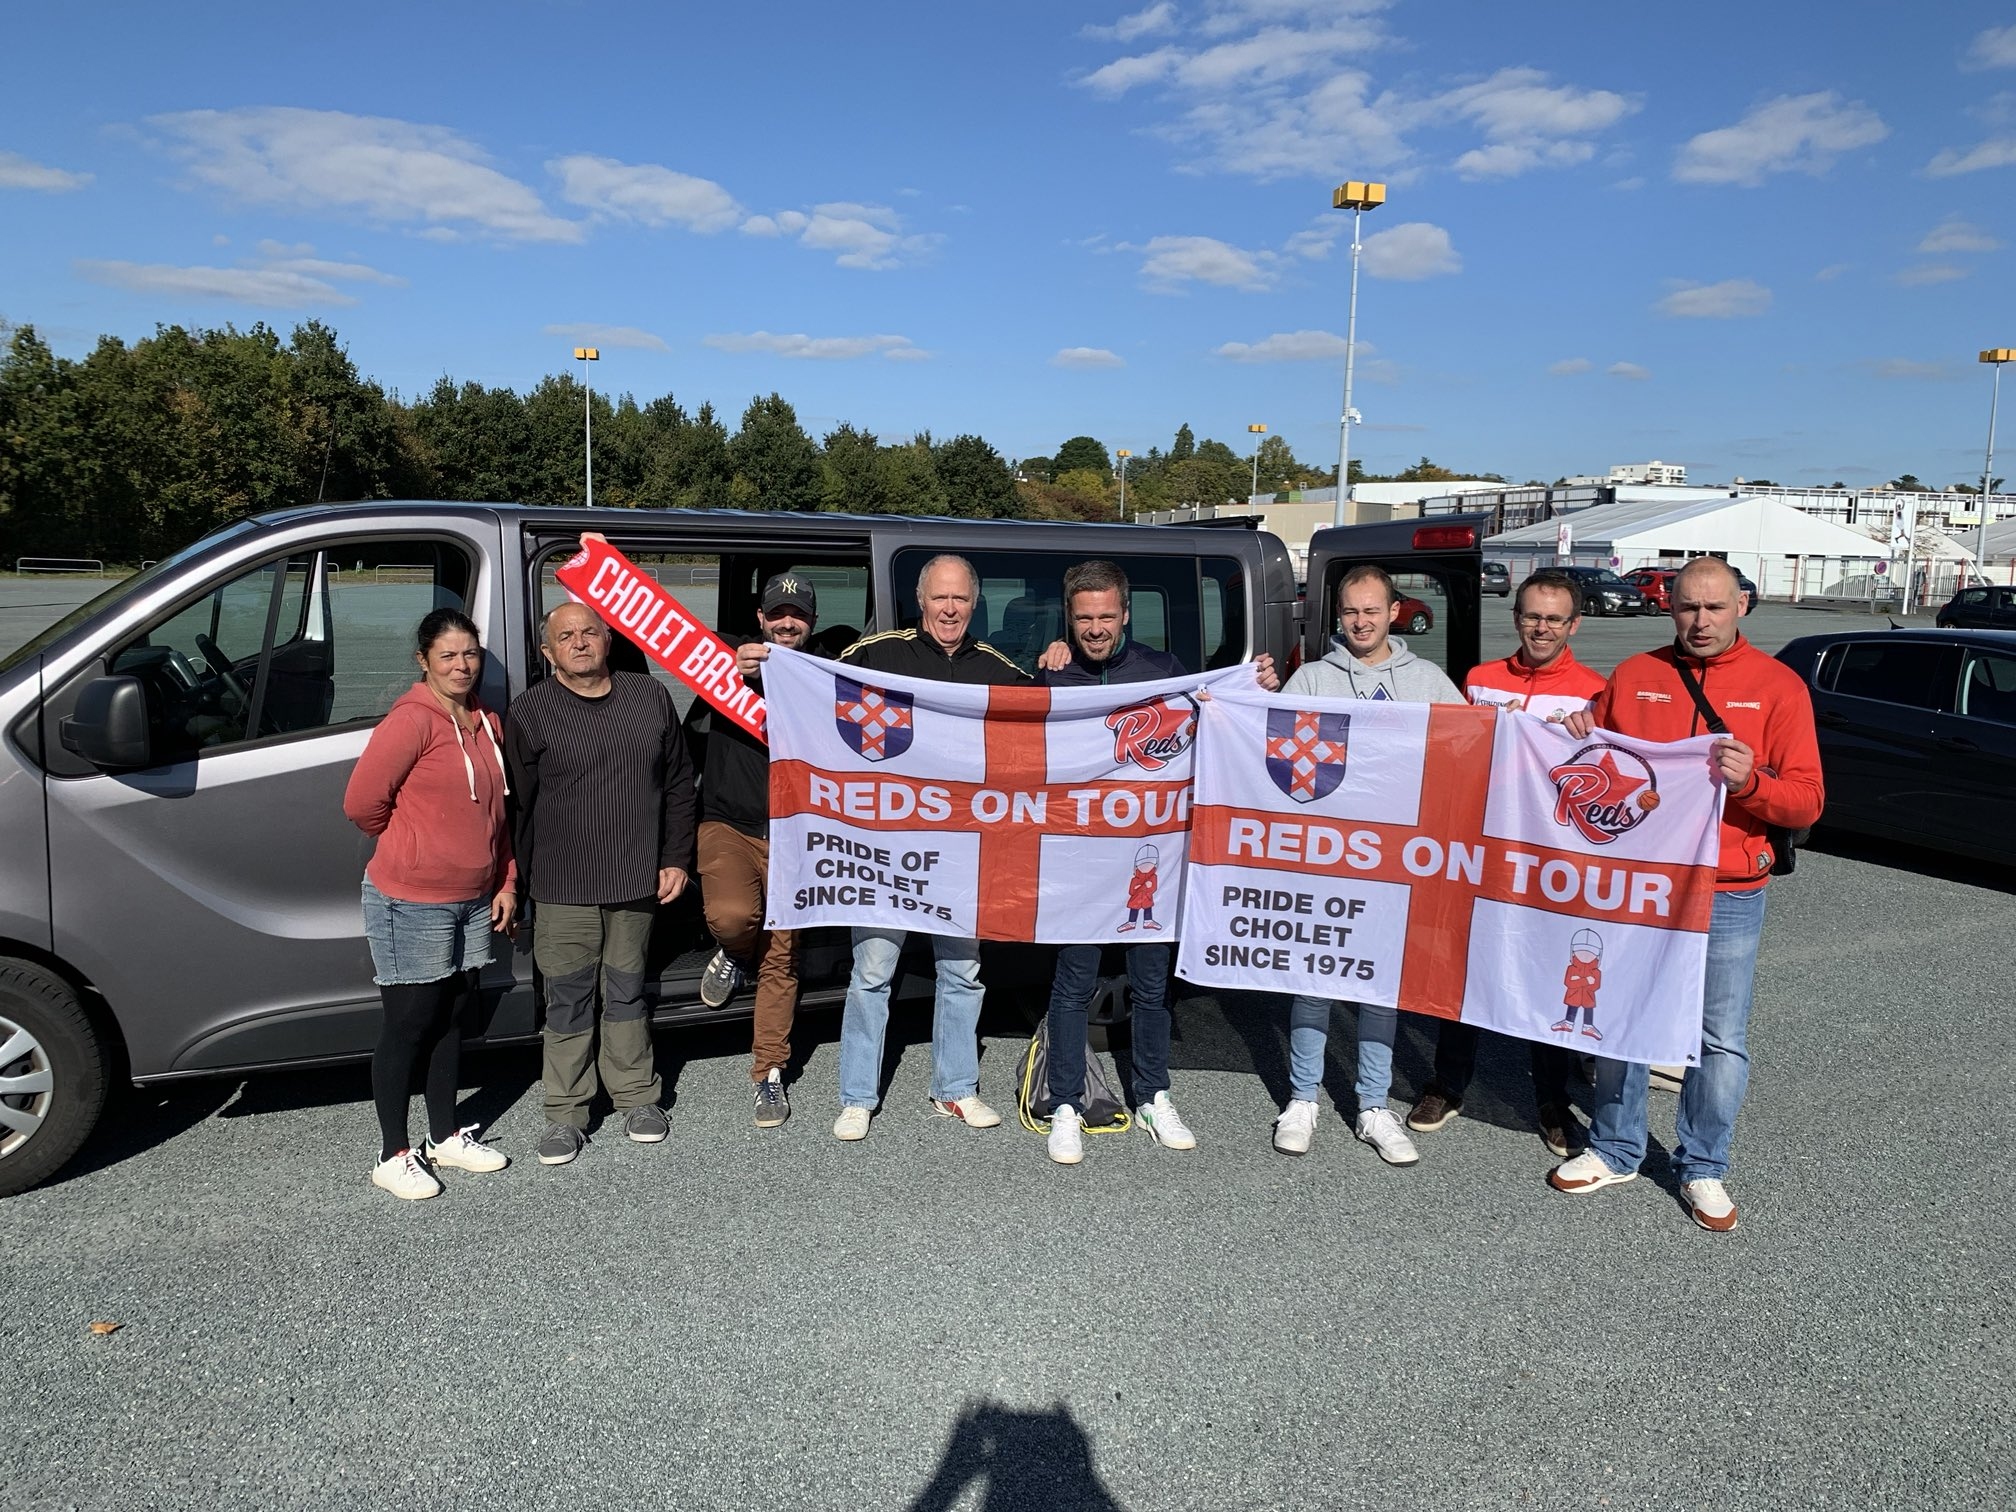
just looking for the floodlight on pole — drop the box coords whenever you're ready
[1331,180,1385,529]
[574,346,600,507]
[1247,423,1267,499]
[1116,449,1132,521]
[1980,348,2013,582]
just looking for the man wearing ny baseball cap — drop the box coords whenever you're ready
[697,570,819,1128]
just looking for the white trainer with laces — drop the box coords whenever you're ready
[425,1125,509,1173]
[1138,1091,1197,1150]
[930,1094,1002,1129]
[1681,1177,1739,1232]
[833,1106,872,1142]
[1353,1106,1420,1166]
[1273,1098,1319,1156]
[1047,1103,1084,1165]
[371,1149,442,1201]
[1547,1149,1638,1193]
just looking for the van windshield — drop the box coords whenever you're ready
[0,523,260,676]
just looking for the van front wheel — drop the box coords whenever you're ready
[0,962,108,1199]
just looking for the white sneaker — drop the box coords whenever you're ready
[1047,1103,1084,1165]
[833,1106,872,1142]
[1273,1098,1319,1156]
[931,1094,1002,1129]
[1547,1149,1638,1193]
[425,1125,509,1173]
[1353,1106,1420,1166]
[371,1149,442,1201]
[1681,1177,1739,1232]
[1137,1091,1197,1150]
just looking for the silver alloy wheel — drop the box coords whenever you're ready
[0,1015,55,1157]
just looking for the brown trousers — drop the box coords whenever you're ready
[696,820,799,1080]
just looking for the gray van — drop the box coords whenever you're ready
[0,502,1327,1196]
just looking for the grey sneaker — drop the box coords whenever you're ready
[699,948,745,1009]
[754,1069,790,1129]
[536,1123,586,1166]
[623,1104,670,1143]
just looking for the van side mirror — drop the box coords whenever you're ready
[60,676,154,770]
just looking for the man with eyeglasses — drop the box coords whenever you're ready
[1404,569,1605,1158]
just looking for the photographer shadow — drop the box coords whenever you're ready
[907,1399,1124,1512]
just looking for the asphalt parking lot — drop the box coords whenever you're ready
[4,579,2010,1510]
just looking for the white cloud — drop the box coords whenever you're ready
[1965,24,2016,69]
[1284,223,1339,259]
[1052,347,1125,369]
[1861,357,1955,381]
[77,259,360,308]
[0,150,92,192]
[1361,221,1460,280]
[1453,140,1594,179]
[1925,137,2016,176]
[543,323,670,352]
[1895,264,1969,286]
[1214,329,1352,362]
[1082,46,1185,95]
[1129,234,1277,290]
[702,331,927,361]
[1814,262,1851,281]
[253,239,406,286]
[1547,357,1593,376]
[1607,361,1651,381]
[1673,93,1888,186]
[739,202,940,269]
[148,107,582,242]
[1655,278,1772,318]
[1438,68,1637,178]
[1083,3,1177,43]
[549,155,743,232]
[1918,216,2002,253]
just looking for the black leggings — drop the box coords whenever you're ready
[372,971,475,1160]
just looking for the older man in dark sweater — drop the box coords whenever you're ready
[506,602,696,1166]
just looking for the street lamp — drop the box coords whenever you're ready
[574,346,600,507]
[1331,180,1385,528]
[1247,423,1267,500]
[1116,449,1132,521]
[1980,348,2012,581]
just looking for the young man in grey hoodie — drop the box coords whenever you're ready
[1274,563,1464,1163]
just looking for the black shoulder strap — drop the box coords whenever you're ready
[1671,648,1728,736]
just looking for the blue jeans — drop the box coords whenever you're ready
[1288,995,1397,1112]
[1045,942,1172,1109]
[1586,886,1768,1183]
[839,928,984,1109]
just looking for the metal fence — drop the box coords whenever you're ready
[15,557,106,574]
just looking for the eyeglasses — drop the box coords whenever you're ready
[1515,613,1574,629]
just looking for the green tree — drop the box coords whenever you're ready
[878,437,948,516]
[1051,435,1111,479]
[820,423,885,514]
[933,433,1019,517]
[729,393,820,510]
[1889,473,1927,492]
[1170,423,1195,463]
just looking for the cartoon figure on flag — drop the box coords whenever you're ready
[1118,843,1162,934]
[833,676,913,763]
[1264,708,1350,804]
[1553,929,1605,1042]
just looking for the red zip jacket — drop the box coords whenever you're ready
[1465,647,1605,722]
[1593,636,1824,889]
[344,684,517,904]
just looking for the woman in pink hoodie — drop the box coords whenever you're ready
[343,609,517,1200]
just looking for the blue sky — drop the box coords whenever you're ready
[4,1,2014,489]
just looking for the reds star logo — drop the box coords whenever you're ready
[1106,696,1197,772]
[1548,743,1660,845]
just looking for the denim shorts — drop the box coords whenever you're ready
[360,878,495,986]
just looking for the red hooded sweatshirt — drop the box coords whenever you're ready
[1592,636,1824,890]
[1465,646,1605,722]
[343,684,516,904]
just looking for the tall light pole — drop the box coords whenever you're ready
[1980,348,2012,581]
[574,346,600,507]
[1248,423,1267,500]
[1331,180,1385,528]
[1116,449,1132,521]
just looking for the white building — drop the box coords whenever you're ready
[1610,460,1687,485]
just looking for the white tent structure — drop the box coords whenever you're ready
[1485,493,1894,601]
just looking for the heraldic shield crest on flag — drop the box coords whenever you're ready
[1265,708,1350,803]
[834,676,914,763]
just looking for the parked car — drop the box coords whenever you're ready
[1775,627,2016,866]
[1557,566,1654,617]
[1481,561,1510,597]
[1736,570,1759,610]
[1623,567,1678,611]
[1396,595,1436,634]
[1936,585,2016,630]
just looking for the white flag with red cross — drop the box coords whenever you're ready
[761,646,1250,942]
[1178,684,1725,1066]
